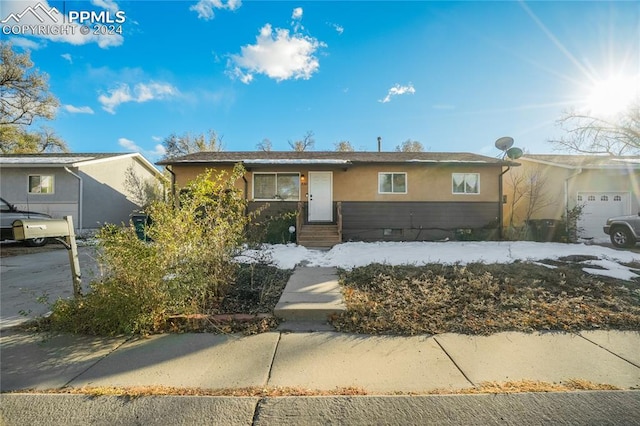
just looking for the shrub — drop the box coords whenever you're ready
[49,165,258,335]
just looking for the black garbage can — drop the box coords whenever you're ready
[131,214,152,241]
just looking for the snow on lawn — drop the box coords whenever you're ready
[238,241,640,280]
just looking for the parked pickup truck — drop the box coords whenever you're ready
[603,213,640,248]
[0,197,52,247]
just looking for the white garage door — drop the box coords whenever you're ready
[577,192,630,240]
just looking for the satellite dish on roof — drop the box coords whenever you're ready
[495,136,514,151]
[506,147,523,160]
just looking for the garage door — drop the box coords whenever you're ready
[577,192,630,240]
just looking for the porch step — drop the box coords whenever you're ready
[274,267,346,322]
[297,224,341,248]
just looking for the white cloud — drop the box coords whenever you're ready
[91,0,119,13]
[61,53,72,63]
[379,83,416,103]
[1,1,123,48]
[292,7,303,20]
[64,104,94,114]
[151,135,162,142]
[229,24,326,84]
[118,137,166,158]
[118,137,140,151]
[330,23,344,35]
[189,0,242,20]
[7,37,42,50]
[98,82,178,114]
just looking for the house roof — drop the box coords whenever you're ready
[0,152,163,176]
[157,151,516,167]
[522,154,640,169]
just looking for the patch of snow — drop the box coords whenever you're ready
[581,259,640,281]
[238,241,640,275]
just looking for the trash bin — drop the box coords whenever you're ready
[131,214,152,241]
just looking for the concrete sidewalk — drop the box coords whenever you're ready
[2,329,639,393]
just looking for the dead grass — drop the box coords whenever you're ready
[11,380,619,398]
[331,261,640,335]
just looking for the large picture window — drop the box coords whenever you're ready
[28,175,54,194]
[452,173,479,194]
[378,172,407,194]
[253,173,300,200]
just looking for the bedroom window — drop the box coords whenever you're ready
[28,175,54,194]
[253,173,300,200]
[378,173,407,194]
[452,173,479,194]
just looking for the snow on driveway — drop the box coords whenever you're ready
[238,241,640,280]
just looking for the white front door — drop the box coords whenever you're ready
[308,171,333,222]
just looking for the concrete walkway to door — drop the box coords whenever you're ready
[274,267,346,330]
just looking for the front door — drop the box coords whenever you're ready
[308,171,333,222]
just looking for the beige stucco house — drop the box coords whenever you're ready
[158,151,516,246]
[502,155,640,241]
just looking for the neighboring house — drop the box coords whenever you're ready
[0,153,164,232]
[502,155,640,241]
[158,151,516,246]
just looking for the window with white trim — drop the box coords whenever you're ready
[378,172,407,194]
[253,173,300,200]
[28,175,54,194]
[452,173,479,194]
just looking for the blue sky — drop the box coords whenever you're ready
[2,0,639,161]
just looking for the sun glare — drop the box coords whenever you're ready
[585,75,639,117]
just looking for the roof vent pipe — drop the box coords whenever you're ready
[377,136,382,152]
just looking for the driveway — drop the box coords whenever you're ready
[0,243,100,330]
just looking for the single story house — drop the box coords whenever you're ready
[0,153,164,232]
[158,151,517,246]
[502,154,640,241]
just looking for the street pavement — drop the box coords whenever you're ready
[1,246,640,425]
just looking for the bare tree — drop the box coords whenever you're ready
[257,138,272,152]
[550,103,640,155]
[288,131,315,151]
[395,139,424,152]
[124,165,164,209]
[504,164,557,237]
[334,140,354,152]
[162,129,223,158]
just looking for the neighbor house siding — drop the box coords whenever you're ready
[80,158,147,227]
[0,167,80,220]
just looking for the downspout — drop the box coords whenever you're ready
[165,165,176,206]
[498,165,511,240]
[64,167,83,231]
[564,167,583,235]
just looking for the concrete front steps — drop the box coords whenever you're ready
[274,267,346,330]
[297,224,341,248]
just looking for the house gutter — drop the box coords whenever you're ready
[64,167,83,231]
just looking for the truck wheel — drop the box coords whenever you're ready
[610,227,635,248]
